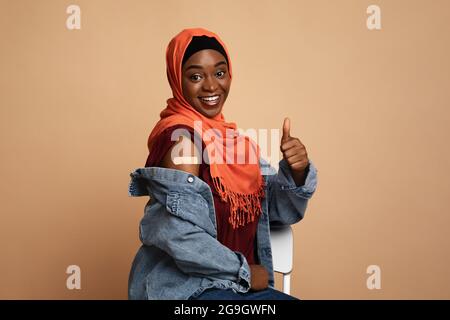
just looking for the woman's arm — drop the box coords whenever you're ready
[140,135,259,290]
[139,197,251,289]
[157,135,268,291]
[265,158,318,226]
[160,134,200,176]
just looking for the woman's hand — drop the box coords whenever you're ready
[280,117,309,186]
[249,264,269,291]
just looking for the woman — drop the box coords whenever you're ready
[128,28,318,300]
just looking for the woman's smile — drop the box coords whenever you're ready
[198,94,221,106]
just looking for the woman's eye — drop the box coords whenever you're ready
[190,74,202,81]
[190,71,226,81]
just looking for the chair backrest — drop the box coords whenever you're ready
[269,225,293,294]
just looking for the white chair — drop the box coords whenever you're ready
[269,225,293,294]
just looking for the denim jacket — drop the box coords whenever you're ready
[127,158,318,300]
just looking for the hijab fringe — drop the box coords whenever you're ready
[212,176,266,229]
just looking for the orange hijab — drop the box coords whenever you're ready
[147,28,265,229]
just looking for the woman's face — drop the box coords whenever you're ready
[181,49,231,118]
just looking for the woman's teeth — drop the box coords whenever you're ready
[199,95,220,105]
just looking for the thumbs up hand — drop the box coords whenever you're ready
[280,117,309,186]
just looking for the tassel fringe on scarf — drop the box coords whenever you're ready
[212,176,265,229]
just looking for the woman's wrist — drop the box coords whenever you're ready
[249,264,269,291]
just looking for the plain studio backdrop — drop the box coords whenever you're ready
[1,0,449,299]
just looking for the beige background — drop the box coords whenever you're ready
[1,0,449,299]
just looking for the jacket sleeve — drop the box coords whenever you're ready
[263,158,318,226]
[128,169,251,292]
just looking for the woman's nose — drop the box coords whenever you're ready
[202,76,218,92]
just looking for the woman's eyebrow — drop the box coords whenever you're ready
[185,61,227,71]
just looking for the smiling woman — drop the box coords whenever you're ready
[181,36,231,118]
[127,28,318,300]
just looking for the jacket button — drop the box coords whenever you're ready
[187,175,194,183]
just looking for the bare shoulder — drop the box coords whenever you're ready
[160,135,200,177]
